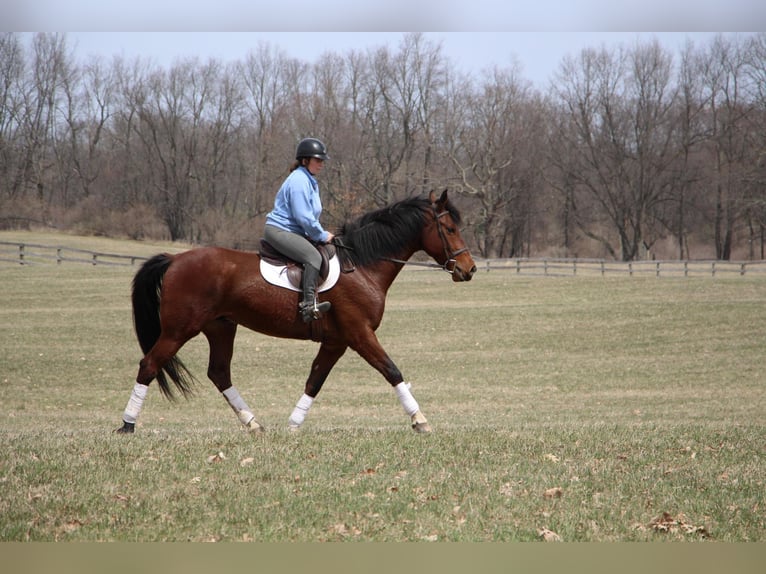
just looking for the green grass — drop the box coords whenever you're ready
[0,233,764,541]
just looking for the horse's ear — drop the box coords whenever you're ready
[429,189,448,205]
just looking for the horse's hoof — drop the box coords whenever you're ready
[411,412,432,433]
[412,421,432,433]
[246,419,265,433]
[114,422,135,434]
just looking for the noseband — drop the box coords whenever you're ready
[432,204,469,275]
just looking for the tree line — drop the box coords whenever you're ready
[1,32,765,260]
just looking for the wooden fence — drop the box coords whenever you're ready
[0,241,148,267]
[476,257,766,277]
[2,241,766,277]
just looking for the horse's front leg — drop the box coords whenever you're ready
[351,330,432,434]
[288,343,347,430]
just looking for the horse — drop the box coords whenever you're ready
[115,189,476,434]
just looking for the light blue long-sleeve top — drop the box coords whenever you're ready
[265,166,330,243]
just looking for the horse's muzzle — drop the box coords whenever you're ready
[452,263,476,282]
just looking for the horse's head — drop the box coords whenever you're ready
[423,190,476,282]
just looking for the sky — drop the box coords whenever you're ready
[60,32,734,88]
[4,1,764,88]
[3,0,765,31]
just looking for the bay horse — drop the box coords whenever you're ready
[116,190,476,434]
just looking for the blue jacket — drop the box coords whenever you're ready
[265,167,329,243]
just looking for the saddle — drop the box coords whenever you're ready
[258,239,336,288]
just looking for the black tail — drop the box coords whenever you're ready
[132,253,196,400]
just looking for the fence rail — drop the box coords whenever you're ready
[476,257,766,277]
[0,241,149,267]
[2,241,766,277]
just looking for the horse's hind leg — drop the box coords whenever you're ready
[203,318,264,433]
[116,335,189,433]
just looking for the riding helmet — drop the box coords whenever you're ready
[295,138,329,161]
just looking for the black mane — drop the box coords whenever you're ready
[336,193,461,267]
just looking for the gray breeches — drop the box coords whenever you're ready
[264,225,322,271]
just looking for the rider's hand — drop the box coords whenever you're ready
[325,232,335,244]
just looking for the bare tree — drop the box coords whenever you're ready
[699,34,754,259]
[657,39,713,259]
[58,54,114,207]
[0,33,27,206]
[550,40,682,260]
[0,33,68,219]
[110,55,156,208]
[742,33,766,258]
[239,43,298,218]
[446,64,541,258]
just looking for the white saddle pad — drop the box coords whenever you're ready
[259,256,341,293]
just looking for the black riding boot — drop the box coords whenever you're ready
[299,264,331,323]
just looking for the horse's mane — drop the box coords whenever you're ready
[337,193,462,267]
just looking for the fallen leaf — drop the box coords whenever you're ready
[63,519,83,533]
[648,512,710,538]
[543,487,563,499]
[207,451,226,463]
[544,453,560,463]
[328,523,360,537]
[240,457,255,467]
[538,528,562,542]
[500,483,514,496]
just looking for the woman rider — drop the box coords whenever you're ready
[264,138,335,323]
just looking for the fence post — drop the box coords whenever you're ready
[57,248,62,264]
[656,262,660,277]
[18,244,24,265]
[92,253,98,265]
[712,261,716,277]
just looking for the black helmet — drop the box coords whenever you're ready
[296,138,329,161]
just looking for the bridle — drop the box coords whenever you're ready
[382,202,470,275]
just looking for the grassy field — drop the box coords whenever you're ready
[0,232,764,542]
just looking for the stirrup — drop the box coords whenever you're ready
[300,300,331,322]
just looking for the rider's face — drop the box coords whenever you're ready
[307,157,325,176]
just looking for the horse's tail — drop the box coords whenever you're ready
[132,253,195,400]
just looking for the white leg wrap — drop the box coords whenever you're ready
[222,386,255,426]
[395,382,420,417]
[289,394,314,428]
[123,383,149,424]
